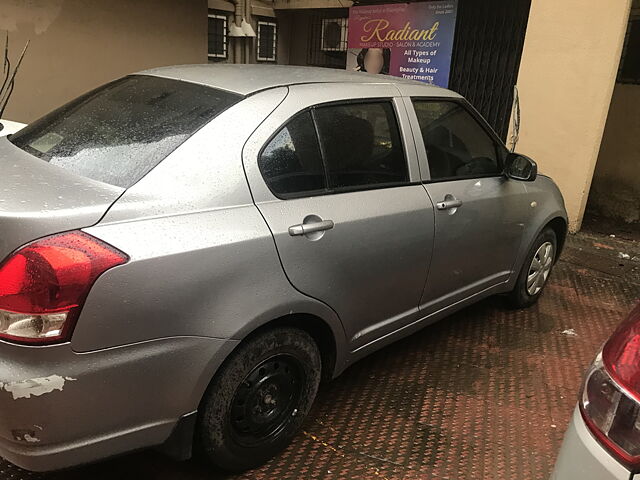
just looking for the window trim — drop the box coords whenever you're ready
[258,98,413,200]
[257,20,277,62]
[410,96,509,184]
[207,13,228,59]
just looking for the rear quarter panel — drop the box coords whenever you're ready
[78,205,345,350]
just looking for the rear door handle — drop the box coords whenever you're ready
[288,220,334,236]
[436,199,463,210]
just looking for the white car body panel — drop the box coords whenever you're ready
[0,119,26,136]
[552,407,631,480]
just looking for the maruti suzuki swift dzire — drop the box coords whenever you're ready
[0,65,567,472]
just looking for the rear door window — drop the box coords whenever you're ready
[259,111,326,197]
[258,99,409,198]
[313,101,408,190]
[9,75,241,188]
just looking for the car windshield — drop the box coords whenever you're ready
[9,75,242,188]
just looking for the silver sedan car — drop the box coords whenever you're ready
[0,65,566,472]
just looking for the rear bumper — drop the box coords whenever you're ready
[0,336,237,472]
[551,407,631,480]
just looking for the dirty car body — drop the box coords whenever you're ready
[0,65,567,471]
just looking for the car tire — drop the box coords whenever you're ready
[507,227,558,309]
[196,327,321,472]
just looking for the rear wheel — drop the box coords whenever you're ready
[196,327,321,472]
[507,227,557,308]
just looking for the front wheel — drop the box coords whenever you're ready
[196,327,321,472]
[507,227,557,308]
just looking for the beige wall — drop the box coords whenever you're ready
[513,0,631,232]
[587,83,640,223]
[1,0,207,123]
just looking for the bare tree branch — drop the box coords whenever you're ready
[1,32,10,98]
[0,37,29,118]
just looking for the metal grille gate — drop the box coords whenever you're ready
[307,9,350,69]
[448,0,532,140]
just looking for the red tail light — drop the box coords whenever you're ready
[604,305,640,403]
[580,304,640,470]
[0,231,128,344]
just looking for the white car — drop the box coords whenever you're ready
[0,119,25,136]
[552,303,640,480]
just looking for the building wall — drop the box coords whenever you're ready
[276,10,293,65]
[208,1,347,67]
[277,10,314,66]
[511,0,632,232]
[209,0,282,65]
[587,0,640,224]
[587,83,640,223]
[1,0,207,123]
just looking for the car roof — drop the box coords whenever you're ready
[138,64,456,97]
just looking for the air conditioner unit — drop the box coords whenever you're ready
[321,18,348,52]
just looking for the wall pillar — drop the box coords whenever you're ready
[512,0,631,232]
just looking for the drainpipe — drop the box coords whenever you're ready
[244,0,252,63]
[231,0,243,26]
[228,0,256,64]
[229,0,244,63]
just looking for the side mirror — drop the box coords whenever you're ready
[505,153,537,181]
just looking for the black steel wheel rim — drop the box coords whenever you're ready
[229,354,304,447]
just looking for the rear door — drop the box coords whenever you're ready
[243,83,435,351]
[406,97,527,313]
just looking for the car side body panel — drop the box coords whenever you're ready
[242,83,436,354]
[80,205,346,352]
[551,408,631,480]
[503,174,568,292]
[78,87,349,372]
[419,176,528,309]
[401,92,568,297]
[403,96,528,308]
[337,94,568,364]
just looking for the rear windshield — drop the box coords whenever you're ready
[9,75,242,188]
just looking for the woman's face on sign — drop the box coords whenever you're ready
[364,49,384,74]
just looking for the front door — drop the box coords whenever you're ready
[243,88,435,350]
[410,98,527,313]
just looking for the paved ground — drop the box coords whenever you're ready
[2,225,640,480]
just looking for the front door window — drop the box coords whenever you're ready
[412,100,502,181]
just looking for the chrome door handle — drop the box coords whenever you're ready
[436,199,463,210]
[288,220,334,236]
